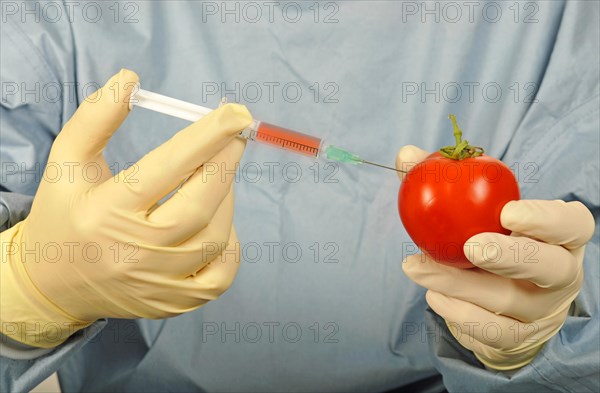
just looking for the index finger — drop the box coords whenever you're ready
[501,200,595,250]
[100,103,252,211]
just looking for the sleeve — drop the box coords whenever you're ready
[0,322,108,393]
[0,192,33,231]
[0,4,107,392]
[425,2,600,391]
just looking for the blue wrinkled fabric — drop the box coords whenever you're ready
[1,1,598,392]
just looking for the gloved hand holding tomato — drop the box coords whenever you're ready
[396,117,595,370]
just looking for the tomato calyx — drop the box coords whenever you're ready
[439,114,485,160]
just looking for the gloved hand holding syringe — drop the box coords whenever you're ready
[129,86,403,173]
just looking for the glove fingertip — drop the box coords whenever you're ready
[396,145,430,180]
[401,253,426,277]
[500,200,519,226]
[118,68,140,84]
[570,201,596,244]
[463,232,499,265]
[215,103,253,136]
[425,290,449,314]
[396,145,430,171]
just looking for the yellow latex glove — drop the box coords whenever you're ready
[396,145,595,371]
[1,69,252,348]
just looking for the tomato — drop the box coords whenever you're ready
[398,117,520,268]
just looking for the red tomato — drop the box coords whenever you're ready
[398,152,520,268]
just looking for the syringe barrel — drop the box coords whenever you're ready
[251,121,322,157]
[130,87,323,158]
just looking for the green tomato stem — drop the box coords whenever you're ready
[439,114,485,160]
[450,114,463,146]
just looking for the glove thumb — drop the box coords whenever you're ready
[395,145,430,181]
[56,69,139,161]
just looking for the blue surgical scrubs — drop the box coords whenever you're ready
[1,1,598,391]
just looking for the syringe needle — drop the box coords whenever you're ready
[361,160,406,173]
[129,89,407,172]
[324,145,406,173]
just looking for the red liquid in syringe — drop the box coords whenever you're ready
[255,122,322,157]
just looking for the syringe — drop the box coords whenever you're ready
[129,86,402,172]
